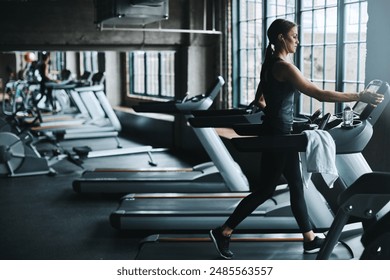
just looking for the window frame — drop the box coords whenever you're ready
[127,50,176,101]
[80,51,99,74]
[234,0,368,116]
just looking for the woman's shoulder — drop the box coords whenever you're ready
[274,59,299,74]
[273,58,293,68]
[272,59,298,80]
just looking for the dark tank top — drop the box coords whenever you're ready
[262,57,296,134]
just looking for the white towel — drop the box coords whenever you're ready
[300,130,338,188]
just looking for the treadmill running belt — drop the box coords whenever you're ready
[135,234,356,260]
[109,193,301,232]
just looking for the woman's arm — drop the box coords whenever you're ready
[43,64,51,80]
[43,63,60,83]
[254,83,266,108]
[274,61,383,105]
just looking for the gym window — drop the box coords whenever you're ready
[300,0,368,115]
[235,0,296,106]
[234,0,368,115]
[127,51,175,99]
[235,0,263,106]
[80,51,99,74]
[53,52,66,73]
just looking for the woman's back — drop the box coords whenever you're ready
[262,56,296,134]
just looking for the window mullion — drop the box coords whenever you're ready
[310,4,314,113]
[262,0,267,58]
[295,0,302,115]
[356,1,362,90]
[130,52,133,94]
[158,52,162,98]
[335,0,345,114]
[144,52,147,95]
[231,0,239,107]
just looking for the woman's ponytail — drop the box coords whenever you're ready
[260,43,274,80]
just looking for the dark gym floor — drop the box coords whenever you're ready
[0,135,197,260]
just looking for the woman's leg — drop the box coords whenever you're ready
[223,150,287,231]
[210,150,287,259]
[283,151,325,253]
[282,151,312,234]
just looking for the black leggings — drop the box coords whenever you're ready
[224,150,312,233]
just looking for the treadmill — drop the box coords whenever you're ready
[72,76,253,194]
[20,81,89,127]
[31,84,121,141]
[109,80,390,234]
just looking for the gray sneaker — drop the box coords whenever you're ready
[304,236,325,254]
[209,227,234,259]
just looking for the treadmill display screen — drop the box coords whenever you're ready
[353,80,383,117]
[353,101,367,116]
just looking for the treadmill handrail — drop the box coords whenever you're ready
[74,84,105,92]
[191,108,248,117]
[317,171,390,260]
[133,76,225,114]
[231,134,308,152]
[205,76,225,101]
[188,111,264,128]
[45,81,76,90]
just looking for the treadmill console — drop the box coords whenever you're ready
[354,79,387,125]
[328,80,390,154]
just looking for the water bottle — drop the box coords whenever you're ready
[343,104,353,127]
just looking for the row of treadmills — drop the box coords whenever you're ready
[73,77,390,260]
[2,76,390,259]
[0,78,162,177]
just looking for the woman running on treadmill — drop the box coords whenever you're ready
[38,52,59,111]
[209,18,384,259]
